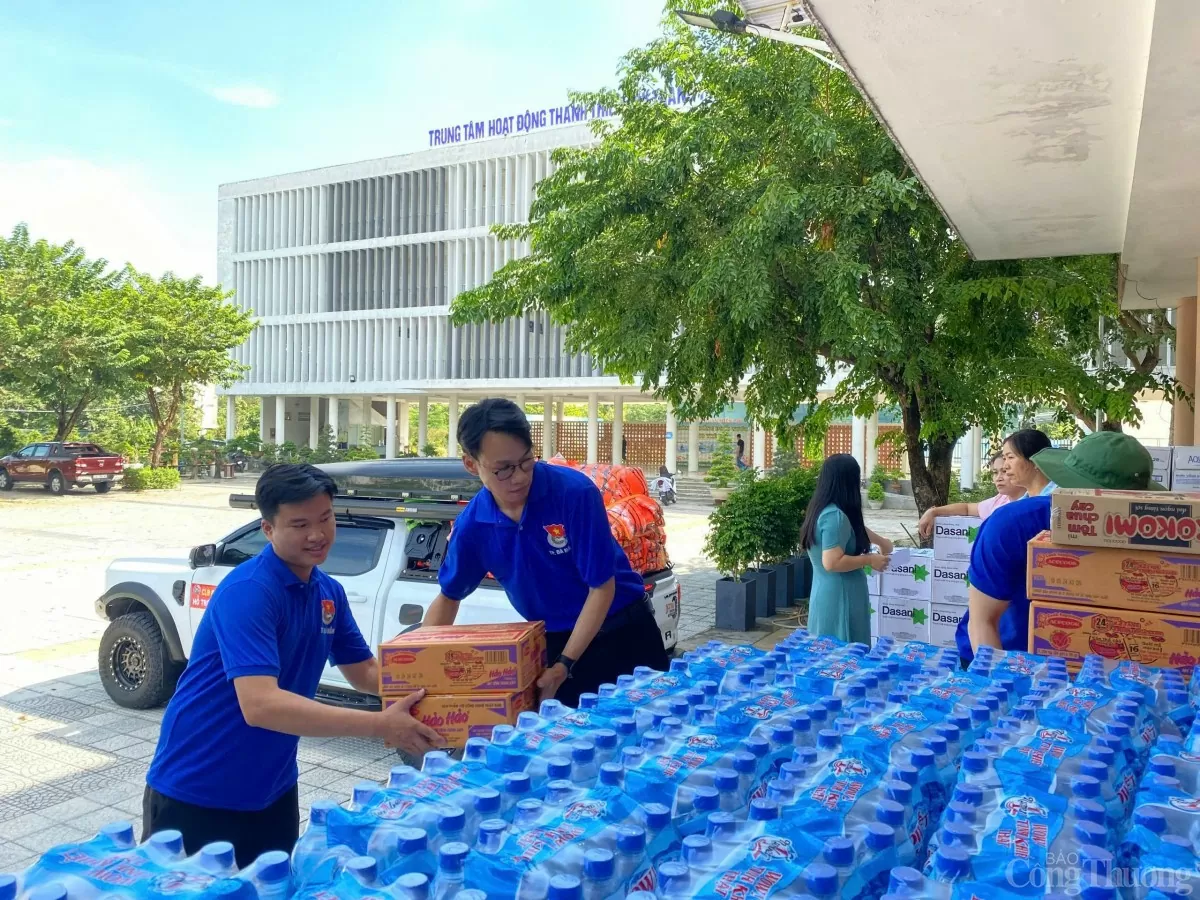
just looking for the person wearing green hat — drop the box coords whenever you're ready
[957,430,1163,665]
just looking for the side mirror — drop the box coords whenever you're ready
[189,544,217,569]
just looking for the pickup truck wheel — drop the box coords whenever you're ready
[93,481,112,494]
[46,471,67,495]
[0,469,11,491]
[99,611,179,709]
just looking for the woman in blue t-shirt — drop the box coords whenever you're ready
[800,454,894,643]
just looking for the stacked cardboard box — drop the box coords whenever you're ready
[914,516,980,649]
[1171,447,1200,491]
[1028,489,1200,677]
[378,622,547,747]
[877,547,936,644]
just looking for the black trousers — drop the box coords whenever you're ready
[142,783,299,868]
[547,599,670,707]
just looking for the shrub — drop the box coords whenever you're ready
[705,466,816,576]
[124,467,181,491]
[343,446,380,461]
[421,442,440,458]
[867,481,885,502]
[705,431,738,488]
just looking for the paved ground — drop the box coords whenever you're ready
[0,477,916,869]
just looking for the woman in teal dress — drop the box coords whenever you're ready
[800,454,894,644]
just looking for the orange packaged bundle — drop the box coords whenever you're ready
[607,494,666,545]
[547,454,578,469]
[576,463,649,506]
[621,535,671,575]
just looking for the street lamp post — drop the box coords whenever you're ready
[674,9,843,71]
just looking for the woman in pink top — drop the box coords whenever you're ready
[918,453,1026,538]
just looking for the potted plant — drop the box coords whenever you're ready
[779,464,819,602]
[754,474,804,613]
[704,478,764,630]
[705,431,738,503]
[866,481,885,510]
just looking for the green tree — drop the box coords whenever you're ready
[0,224,139,439]
[451,5,1167,512]
[216,396,261,440]
[122,270,254,467]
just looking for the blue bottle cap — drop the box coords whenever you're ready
[1078,876,1117,900]
[949,713,971,732]
[681,835,712,865]
[1078,844,1113,879]
[634,666,656,677]
[934,845,971,879]
[808,705,828,723]
[617,824,647,854]
[599,762,624,786]
[662,716,685,734]
[479,818,507,840]
[714,766,740,791]
[953,782,985,806]
[643,802,671,831]
[1012,703,1037,720]
[255,850,291,882]
[692,786,720,811]
[0,876,16,900]
[199,841,236,872]
[99,820,136,845]
[473,787,501,815]
[823,836,854,866]
[622,747,646,768]
[670,658,689,673]
[439,841,470,871]
[892,763,919,786]
[1149,755,1177,777]
[1134,806,1167,834]
[767,779,796,804]
[887,690,909,704]
[491,725,515,742]
[885,779,912,805]
[439,805,466,833]
[517,711,542,730]
[700,680,719,697]
[834,716,857,733]
[1167,689,1189,705]
[908,747,935,770]
[923,736,948,756]
[686,689,706,707]
[657,862,689,888]
[516,798,543,817]
[804,862,839,896]
[1071,820,1107,848]
[668,699,690,717]
[817,729,841,749]
[935,723,961,743]
[731,750,757,774]
[743,736,770,758]
[865,822,895,852]
[150,830,185,854]
[693,704,716,723]
[394,826,427,854]
[641,730,665,750]
[1070,797,1105,825]
[793,747,819,768]
[546,779,576,804]
[540,699,566,717]
[547,874,583,900]
[1087,744,1116,767]
[464,737,489,760]
[585,847,615,879]
[945,801,977,824]
[771,723,795,744]
[887,866,924,894]
[503,771,531,794]
[823,696,843,713]
[969,704,991,724]
[352,781,378,806]
[1105,722,1131,740]
[612,716,637,736]
[571,741,596,763]
[876,798,905,826]
[577,692,599,709]
[749,799,779,821]
[961,751,989,774]
[779,761,808,783]
[395,873,429,892]
[941,819,977,847]
[1071,774,1101,799]
[846,683,867,699]
[347,856,378,882]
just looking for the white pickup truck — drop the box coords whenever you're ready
[94,458,682,709]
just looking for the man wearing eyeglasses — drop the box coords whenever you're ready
[423,398,670,706]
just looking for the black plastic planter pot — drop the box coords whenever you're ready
[772,561,795,610]
[792,554,813,601]
[751,567,777,618]
[715,576,757,631]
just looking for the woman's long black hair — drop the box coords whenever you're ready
[799,454,870,555]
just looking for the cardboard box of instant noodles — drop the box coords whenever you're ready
[384,686,536,747]
[378,621,546,695]
[1049,488,1200,555]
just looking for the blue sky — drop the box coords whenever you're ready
[0,1,666,281]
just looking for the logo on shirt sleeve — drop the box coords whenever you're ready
[544,523,569,552]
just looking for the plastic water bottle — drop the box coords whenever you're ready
[613,826,648,888]
[394,872,432,900]
[547,874,583,900]
[431,843,469,900]
[583,849,617,900]
[655,862,691,899]
[246,850,291,900]
[144,830,187,866]
[378,826,433,882]
[292,800,350,885]
[430,807,467,856]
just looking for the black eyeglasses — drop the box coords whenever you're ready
[491,455,536,482]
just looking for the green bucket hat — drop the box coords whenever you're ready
[1030,431,1164,492]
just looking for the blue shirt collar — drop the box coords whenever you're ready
[1039,481,1057,496]
[476,460,551,525]
[259,543,309,589]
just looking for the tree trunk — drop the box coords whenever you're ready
[1100,420,1124,433]
[899,394,958,514]
[52,395,90,440]
[147,387,169,468]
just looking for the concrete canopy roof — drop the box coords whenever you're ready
[801,0,1200,308]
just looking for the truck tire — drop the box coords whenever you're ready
[94,481,112,494]
[0,468,12,490]
[46,471,67,495]
[99,611,180,709]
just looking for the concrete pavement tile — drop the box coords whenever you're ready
[57,765,135,797]
[0,767,37,795]
[105,759,151,785]
[76,712,127,731]
[352,758,395,783]
[297,767,346,789]
[111,740,158,761]
[296,744,340,766]
[321,774,366,802]
[0,840,37,869]
[35,796,103,822]
[5,696,95,722]
[0,784,74,816]
[60,672,102,687]
[57,804,133,836]
[124,723,163,741]
[18,823,93,855]
[85,733,141,753]
[113,794,145,817]
[79,782,142,808]
[0,811,55,842]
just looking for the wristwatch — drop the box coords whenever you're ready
[554,654,577,678]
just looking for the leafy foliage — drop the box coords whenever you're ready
[124,467,181,491]
[704,429,738,488]
[867,482,885,502]
[705,464,818,577]
[450,5,1174,512]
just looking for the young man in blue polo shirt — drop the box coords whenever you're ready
[957,431,1162,665]
[144,464,443,865]
[424,398,670,706]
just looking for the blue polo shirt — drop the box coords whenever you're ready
[147,543,372,811]
[955,494,1052,665]
[439,462,646,632]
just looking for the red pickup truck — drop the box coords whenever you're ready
[0,442,125,494]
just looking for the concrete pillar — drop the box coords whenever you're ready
[543,395,554,458]
[612,397,624,464]
[328,397,340,446]
[258,397,267,443]
[516,393,526,414]
[1176,296,1196,445]
[308,396,320,449]
[665,403,679,474]
[385,396,397,459]
[225,395,236,441]
[972,425,984,476]
[418,397,429,453]
[555,400,564,456]
[851,416,867,471]
[865,412,879,476]
[274,395,286,446]
[359,397,372,447]
[447,395,460,458]
[753,425,767,473]
[586,393,599,464]
[398,400,410,453]
[688,421,700,474]
[959,436,975,490]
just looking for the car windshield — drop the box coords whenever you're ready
[62,444,109,457]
